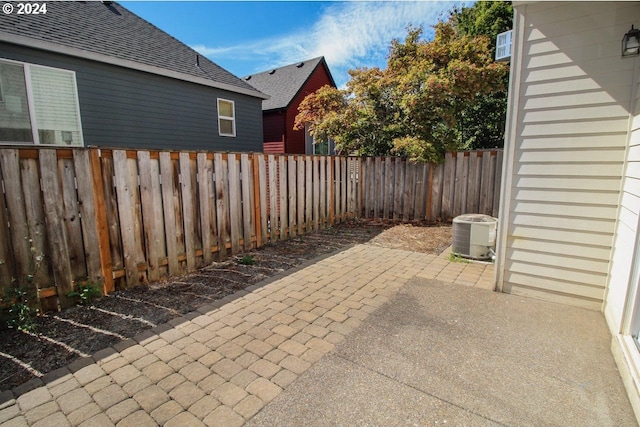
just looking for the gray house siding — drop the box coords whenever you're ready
[1,43,264,152]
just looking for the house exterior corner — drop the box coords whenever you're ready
[496,1,640,420]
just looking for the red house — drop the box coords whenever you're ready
[244,57,336,154]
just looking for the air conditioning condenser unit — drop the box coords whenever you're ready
[452,214,498,260]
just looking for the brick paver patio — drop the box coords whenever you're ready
[0,244,492,427]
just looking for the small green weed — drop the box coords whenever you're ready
[67,280,102,306]
[448,251,471,263]
[2,287,37,332]
[237,254,256,266]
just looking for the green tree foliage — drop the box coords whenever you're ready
[452,1,513,150]
[296,8,510,162]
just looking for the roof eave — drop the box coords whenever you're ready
[0,32,270,100]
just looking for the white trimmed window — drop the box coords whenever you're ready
[217,98,236,137]
[0,58,83,146]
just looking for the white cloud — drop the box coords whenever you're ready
[191,1,461,87]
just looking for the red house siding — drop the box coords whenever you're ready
[263,112,285,154]
[284,65,334,154]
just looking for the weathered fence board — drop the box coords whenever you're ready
[287,157,297,238]
[214,153,230,258]
[74,150,107,288]
[40,150,74,306]
[268,155,278,242]
[241,154,254,250]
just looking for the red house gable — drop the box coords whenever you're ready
[243,57,336,154]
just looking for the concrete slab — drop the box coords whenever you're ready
[249,277,637,427]
[247,353,501,427]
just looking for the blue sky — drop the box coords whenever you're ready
[121,1,466,88]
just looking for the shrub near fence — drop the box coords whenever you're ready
[0,147,501,312]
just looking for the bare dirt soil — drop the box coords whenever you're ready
[0,220,451,393]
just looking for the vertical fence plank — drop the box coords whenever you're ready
[258,155,268,244]
[0,150,30,282]
[75,150,110,290]
[383,157,392,220]
[362,158,370,218]
[251,154,263,248]
[113,150,146,288]
[392,158,402,221]
[350,157,358,219]
[0,155,14,289]
[207,155,219,260]
[430,163,444,222]
[138,151,161,281]
[278,156,288,239]
[268,155,278,242]
[453,153,465,217]
[414,163,428,220]
[150,154,167,276]
[19,158,49,289]
[100,153,124,289]
[329,156,336,224]
[228,153,242,254]
[240,154,254,250]
[89,150,114,291]
[334,157,340,220]
[214,153,230,257]
[467,151,481,214]
[480,151,493,215]
[159,152,181,275]
[196,153,213,265]
[179,153,197,270]
[287,156,297,237]
[297,156,305,234]
[40,150,75,307]
[306,156,313,230]
[404,161,416,221]
[372,157,381,220]
[441,152,456,221]
[313,156,320,230]
[320,157,327,225]
[58,157,87,281]
[340,156,347,220]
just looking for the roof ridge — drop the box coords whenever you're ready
[115,1,210,72]
[246,56,325,78]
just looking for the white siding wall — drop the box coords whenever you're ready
[606,60,640,329]
[498,2,640,310]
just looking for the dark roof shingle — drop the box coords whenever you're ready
[0,1,264,97]
[244,57,334,110]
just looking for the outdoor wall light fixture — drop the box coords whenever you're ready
[623,25,640,56]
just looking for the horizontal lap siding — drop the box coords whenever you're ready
[1,43,264,152]
[606,55,640,324]
[503,2,638,309]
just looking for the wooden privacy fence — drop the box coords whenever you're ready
[0,147,501,312]
[0,148,359,311]
[360,150,503,222]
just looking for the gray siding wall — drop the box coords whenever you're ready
[1,43,264,152]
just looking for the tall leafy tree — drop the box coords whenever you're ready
[295,10,510,162]
[451,1,513,149]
